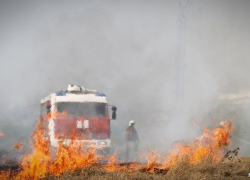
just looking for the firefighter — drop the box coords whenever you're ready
[125,120,139,160]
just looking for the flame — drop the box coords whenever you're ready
[162,120,233,170]
[13,140,25,151]
[0,171,11,180]
[132,120,234,173]
[104,151,127,172]
[143,150,161,173]
[0,118,234,179]
[104,151,119,172]
[14,118,100,179]
[15,119,51,179]
[45,110,69,119]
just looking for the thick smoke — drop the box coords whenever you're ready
[0,0,250,158]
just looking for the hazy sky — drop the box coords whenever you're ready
[1,0,250,156]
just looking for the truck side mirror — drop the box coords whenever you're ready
[46,101,51,114]
[111,106,117,120]
[46,105,51,114]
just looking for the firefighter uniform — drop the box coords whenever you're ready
[125,120,139,160]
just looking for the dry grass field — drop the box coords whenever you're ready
[1,120,245,180]
[41,157,250,180]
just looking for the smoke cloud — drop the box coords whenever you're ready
[1,0,250,158]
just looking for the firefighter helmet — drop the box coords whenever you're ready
[129,120,135,126]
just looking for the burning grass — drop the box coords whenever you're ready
[1,118,246,179]
[40,157,250,180]
[2,158,250,180]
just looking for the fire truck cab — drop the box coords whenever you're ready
[40,84,117,154]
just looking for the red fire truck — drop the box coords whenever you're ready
[40,85,117,154]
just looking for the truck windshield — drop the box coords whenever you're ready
[57,102,107,117]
